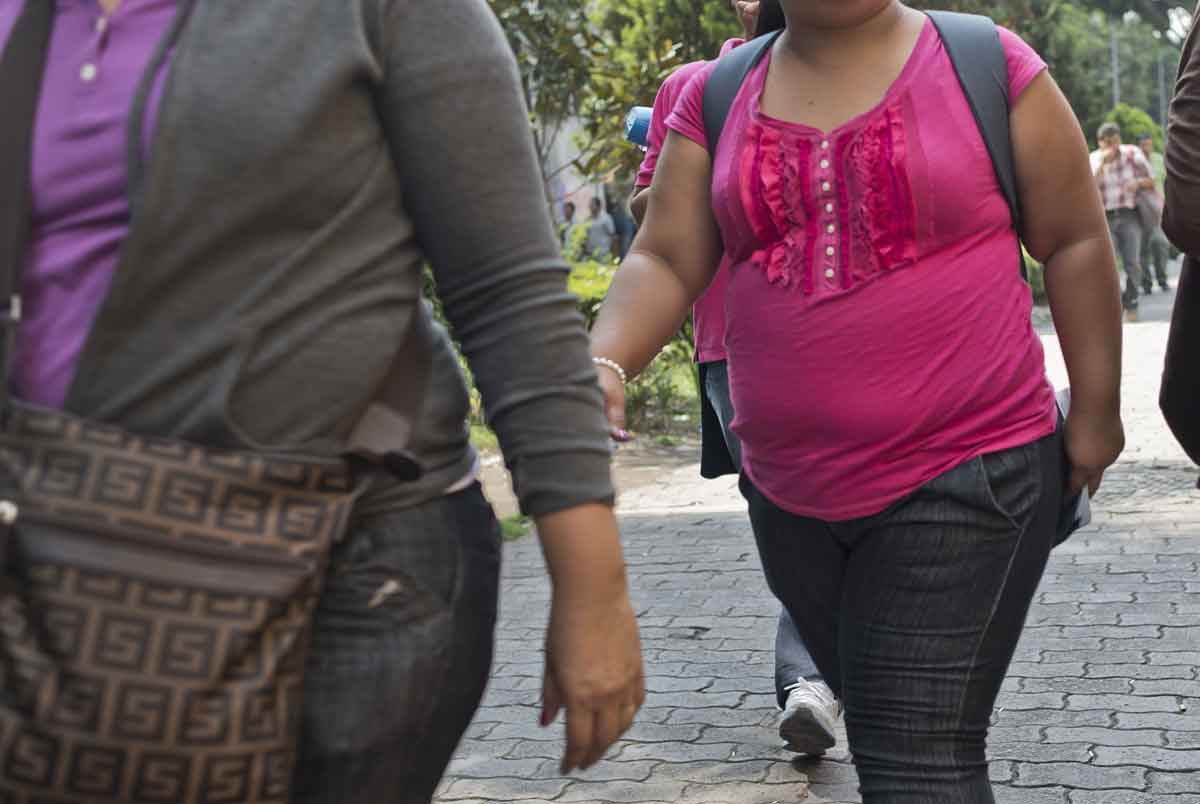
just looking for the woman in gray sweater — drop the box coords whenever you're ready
[0,0,643,801]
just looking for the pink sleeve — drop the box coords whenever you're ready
[636,61,706,187]
[997,26,1048,100]
[665,61,719,153]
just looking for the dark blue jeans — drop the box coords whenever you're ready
[742,429,1063,803]
[291,483,502,804]
[704,361,822,700]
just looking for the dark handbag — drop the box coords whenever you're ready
[1162,256,1200,468]
[0,3,359,801]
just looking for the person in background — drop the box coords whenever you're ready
[1092,122,1155,320]
[0,0,645,802]
[609,196,637,258]
[629,0,843,757]
[561,200,579,248]
[1161,0,1200,469]
[586,196,620,261]
[1138,133,1172,294]
[592,0,1124,799]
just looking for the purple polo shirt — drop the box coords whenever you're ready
[0,0,174,407]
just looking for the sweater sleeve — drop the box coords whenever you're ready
[374,0,614,516]
[1164,1,1200,256]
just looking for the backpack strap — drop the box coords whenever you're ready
[926,11,1021,233]
[701,32,781,158]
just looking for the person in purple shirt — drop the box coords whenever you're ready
[0,1,644,802]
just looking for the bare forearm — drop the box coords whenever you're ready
[537,504,629,601]
[1044,236,1123,415]
[590,253,693,378]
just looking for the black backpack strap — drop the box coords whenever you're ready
[702,32,781,158]
[0,0,55,407]
[926,11,1021,234]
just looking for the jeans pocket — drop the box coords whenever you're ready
[977,440,1043,530]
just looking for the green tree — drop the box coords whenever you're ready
[573,0,746,186]
[490,0,606,192]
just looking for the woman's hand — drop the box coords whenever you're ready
[595,363,632,442]
[1064,408,1125,496]
[535,504,645,773]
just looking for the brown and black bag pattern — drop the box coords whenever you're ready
[0,4,365,801]
[0,405,355,803]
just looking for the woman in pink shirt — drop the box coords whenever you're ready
[591,0,1124,800]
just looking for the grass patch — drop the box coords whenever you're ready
[501,515,533,542]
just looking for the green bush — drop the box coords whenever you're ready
[570,261,699,434]
[425,261,699,450]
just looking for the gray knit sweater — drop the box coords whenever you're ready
[60,0,614,515]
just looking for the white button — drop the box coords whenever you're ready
[822,182,832,193]
[80,63,98,82]
[820,159,830,170]
[824,268,835,279]
[826,224,835,234]
[821,140,830,150]
[825,203,834,213]
[825,246,835,257]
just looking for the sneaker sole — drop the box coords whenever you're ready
[779,707,837,755]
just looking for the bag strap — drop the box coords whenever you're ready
[0,0,55,409]
[702,32,780,158]
[926,11,1021,234]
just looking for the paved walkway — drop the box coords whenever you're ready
[440,273,1200,804]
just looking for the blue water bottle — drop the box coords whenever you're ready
[625,106,653,149]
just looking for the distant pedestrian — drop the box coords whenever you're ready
[561,200,579,248]
[1161,0,1200,467]
[1092,122,1156,320]
[586,197,619,261]
[1137,133,1172,293]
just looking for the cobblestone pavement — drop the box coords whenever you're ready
[440,273,1200,804]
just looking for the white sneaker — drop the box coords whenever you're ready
[779,678,841,755]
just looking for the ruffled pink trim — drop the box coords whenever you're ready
[746,120,813,290]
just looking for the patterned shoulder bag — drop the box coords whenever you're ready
[0,3,360,801]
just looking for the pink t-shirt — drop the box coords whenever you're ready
[666,20,1058,520]
[637,40,742,363]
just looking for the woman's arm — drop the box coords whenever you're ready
[376,0,642,770]
[1011,72,1125,494]
[589,131,723,432]
[1164,3,1200,255]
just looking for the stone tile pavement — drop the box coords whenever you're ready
[440,279,1200,803]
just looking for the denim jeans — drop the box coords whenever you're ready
[704,360,822,700]
[741,428,1063,803]
[291,483,502,804]
[1108,208,1145,310]
[1141,224,1171,289]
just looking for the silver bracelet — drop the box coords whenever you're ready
[592,356,628,385]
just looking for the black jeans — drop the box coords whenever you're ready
[742,429,1063,803]
[704,361,823,700]
[291,483,502,804]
